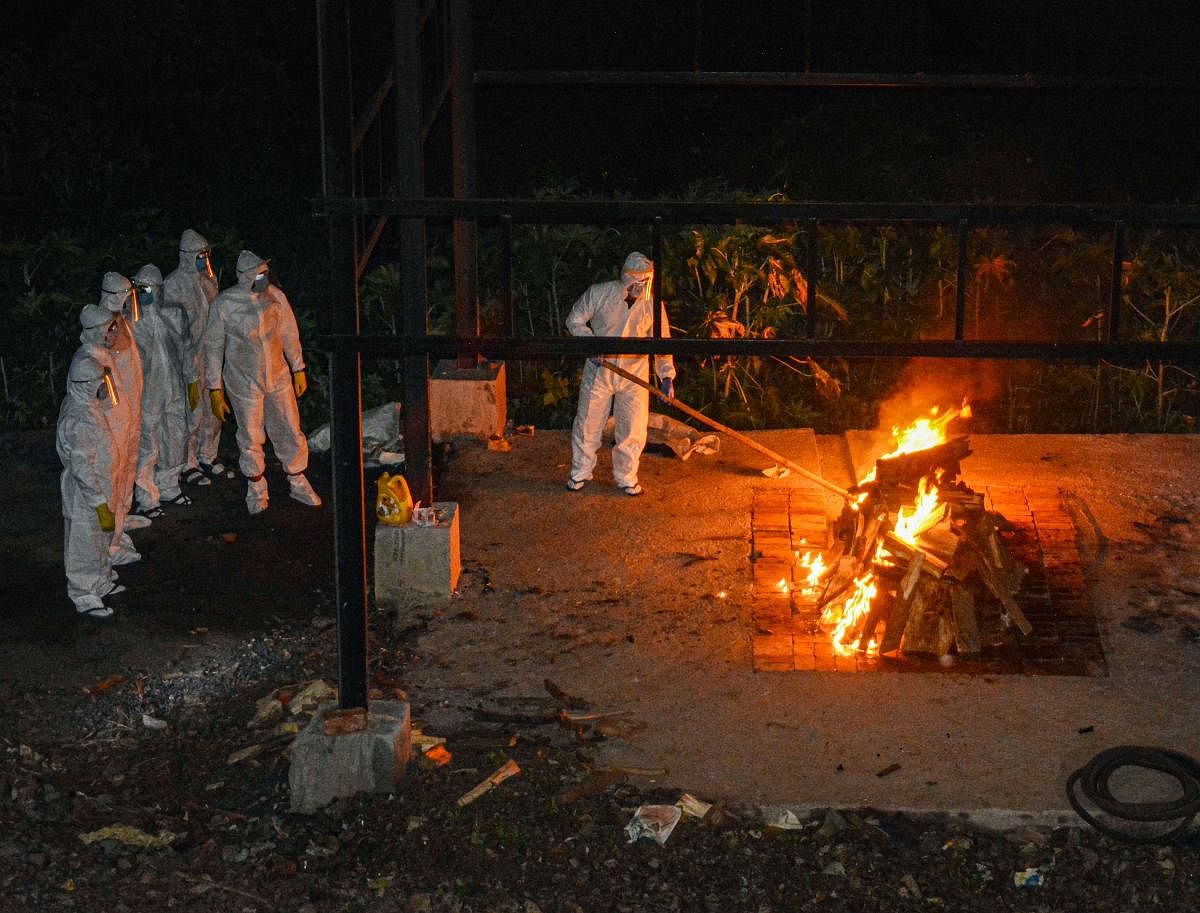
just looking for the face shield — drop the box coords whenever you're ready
[126,287,141,323]
[195,249,214,280]
[97,367,120,408]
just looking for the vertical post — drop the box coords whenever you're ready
[651,216,663,381]
[500,214,513,337]
[1109,220,1124,343]
[805,217,818,339]
[955,218,969,341]
[395,0,434,505]
[317,0,369,711]
[450,0,479,366]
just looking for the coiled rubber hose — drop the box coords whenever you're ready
[1067,746,1200,843]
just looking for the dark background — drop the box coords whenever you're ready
[3,0,1200,430]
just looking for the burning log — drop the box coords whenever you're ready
[815,408,1031,660]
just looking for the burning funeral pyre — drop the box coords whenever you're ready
[805,405,1032,659]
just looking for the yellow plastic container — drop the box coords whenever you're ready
[375,472,414,525]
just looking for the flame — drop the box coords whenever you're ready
[795,550,827,594]
[819,400,970,657]
[776,577,790,594]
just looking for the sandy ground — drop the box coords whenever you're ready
[408,426,1200,825]
[4,424,1200,826]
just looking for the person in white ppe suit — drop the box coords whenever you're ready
[565,251,676,496]
[164,229,224,485]
[132,263,192,516]
[204,250,321,515]
[99,272,146,561]
[57,305,123,619]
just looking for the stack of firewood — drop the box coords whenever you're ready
[819,435,1030,657]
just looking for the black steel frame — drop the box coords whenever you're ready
[316,0,1200,710]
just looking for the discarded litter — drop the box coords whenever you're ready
[288,680,336,715]
[624,804,681,845]
[677,793,713,820]
[762,807,806,830]
[487,434,512,452]
[83,674,124,696]
[876,763,902,778]
[422,744,453,767]
[761,465,791,479]
[457,759,520,806]
[1013,867,1044,888]
[141,713,168,731]
[79,825,177,849]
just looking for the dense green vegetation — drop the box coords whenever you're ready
[3,4,1197,435]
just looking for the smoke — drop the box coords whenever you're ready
[875,358,1005,432]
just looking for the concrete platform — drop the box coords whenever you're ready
[429,359,506,441]
[411,427,1200,828]
[374,502,462,600]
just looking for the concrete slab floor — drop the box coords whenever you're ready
[410,426,1200,828]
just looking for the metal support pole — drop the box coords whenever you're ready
[1109,220,1125,343]
[395,0,434,505]
[805,218,818,339]
[317,0,369,711]
[955,218,969,341]
[651,216,663,380]
[500,214,513,336]
[450,0,479,367]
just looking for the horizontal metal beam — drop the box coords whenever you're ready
[317,333,1200,366]
[313,197,1200,227]
[473,70,1200,91]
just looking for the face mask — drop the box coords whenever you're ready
[251,272,270,294]
[195,251,212,277]
[139,285,155,307]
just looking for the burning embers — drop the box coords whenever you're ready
[803,405,1032,660]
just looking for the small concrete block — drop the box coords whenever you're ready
[429,359,507,441]
[289,700,411,814]
[374,502,462,599]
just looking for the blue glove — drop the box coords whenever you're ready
[660,377,675,399]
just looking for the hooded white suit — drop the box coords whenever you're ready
[203,250,318,513]
[57,313,119,612]
[132,263,190,510]
[566,252,676,490]
[99,273,144,560]
[163,229,222,473]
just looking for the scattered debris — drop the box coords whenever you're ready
[421,744,452,767]
[141,713,168,731]
[288,680,336,715]
[876,763,901,778]
[83,674,124,696]
[487,434,512,452]
[677,793,713,820]
[1013,867,1044,888]
[457,759,521,807]
[625,804,682,845]
[79,825,177,849]
[762,807,805,830]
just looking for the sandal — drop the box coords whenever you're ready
[182,468,211,487]
[565,478,586,491]
[166,493,193,507]
[620,484,644,497]
[200,461,227,476]
[135,505,164,519]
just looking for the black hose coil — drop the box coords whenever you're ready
[1067,745,1200,844]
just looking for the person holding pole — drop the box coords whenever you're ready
[564,251,675,497]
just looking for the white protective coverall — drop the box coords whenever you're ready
[57,309,119,614]
[203,250,320,514]
[100,272,144,560]
[565,251,675,492]
[132,263,190,511]
[163,229,222,477]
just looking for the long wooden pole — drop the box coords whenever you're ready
[598,360,852,501]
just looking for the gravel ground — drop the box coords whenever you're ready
[2,427,1199,912]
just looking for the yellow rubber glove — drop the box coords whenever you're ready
[209,388,231,422]
[292,370,307,398]
[187,380,199,411]
[96,503,115,532]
